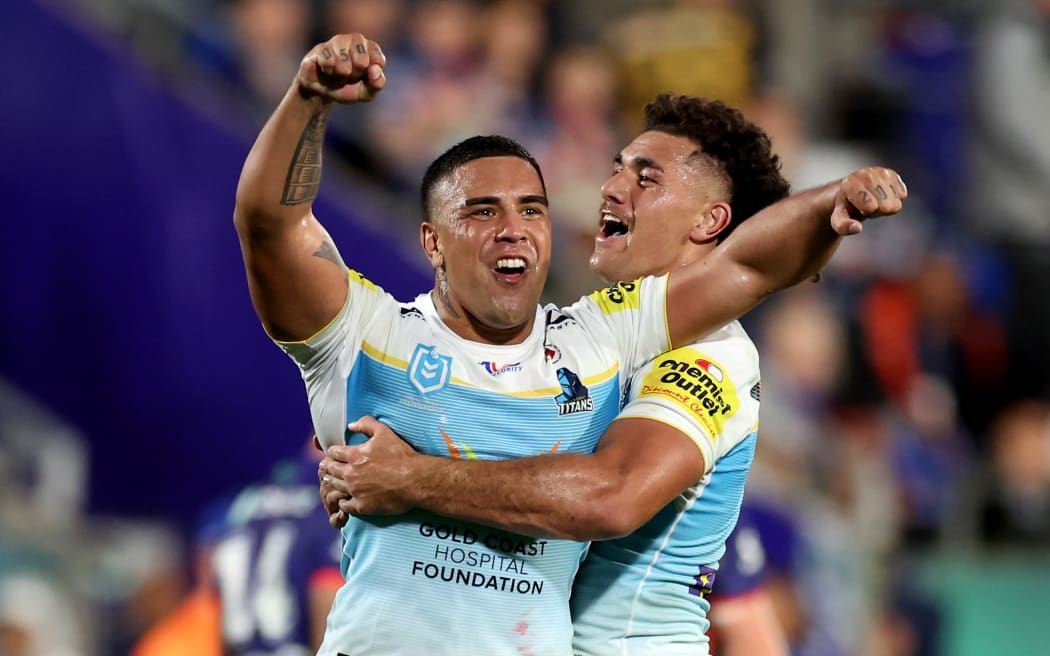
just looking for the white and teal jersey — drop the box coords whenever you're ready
[571,321,761,656]
[277,272,671,656]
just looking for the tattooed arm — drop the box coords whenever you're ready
[233,33,387,341]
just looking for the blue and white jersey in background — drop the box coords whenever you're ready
[571,320,761,656]
[277,271,671,656]
[210,457,343,656]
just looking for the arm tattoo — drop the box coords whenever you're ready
[313,240,345,268]
[875,185,888,201]
[281,113,327,205]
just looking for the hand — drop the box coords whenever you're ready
[296,33,387,104]
[317,416,419,518]
[318,465,351,528]
[830,167,908,235]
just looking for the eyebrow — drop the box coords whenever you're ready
[463,195,549,207]
[613,154,663,171]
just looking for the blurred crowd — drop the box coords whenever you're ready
[4,0,1050,654]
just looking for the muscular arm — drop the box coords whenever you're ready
[234,88,347,341]
[233,34,386,341]
[324,416,704,540]
[665,169,906,346]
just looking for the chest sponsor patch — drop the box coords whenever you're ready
[637,347,739,438]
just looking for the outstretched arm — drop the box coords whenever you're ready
[320,415,705,540]
[664,167,907,346]
[233,33,387,341]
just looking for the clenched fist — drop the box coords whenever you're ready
[831,167,908,236]
[297,33,387,103]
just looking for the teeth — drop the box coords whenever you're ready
[496,258,526,270]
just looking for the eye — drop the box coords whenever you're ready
[471,207,496,217]
[522,206,543,217]
[638,174,652,183]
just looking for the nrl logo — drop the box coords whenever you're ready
[408,344,452,395]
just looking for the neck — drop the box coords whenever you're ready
[429,289,535,345]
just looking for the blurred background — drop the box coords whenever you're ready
[2,0,1049,654]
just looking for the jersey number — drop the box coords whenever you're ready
[213,522,298,644]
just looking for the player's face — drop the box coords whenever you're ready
[590,131,726,283]
[425,156,552,335]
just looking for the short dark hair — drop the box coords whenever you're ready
[643,94,790,240]
[420,135,547,219]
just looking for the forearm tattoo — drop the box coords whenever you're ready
[281,113,327,205]
[313,240,345,268]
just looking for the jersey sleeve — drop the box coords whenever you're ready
[615,328,761,475]
[564,275,672,378]
[273,268,397,449]
[274,269,390,366]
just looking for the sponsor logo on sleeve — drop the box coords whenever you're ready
[637,348,740,438]
[553,367,594,415]
[588,280,641,315]
[408,343,452,395]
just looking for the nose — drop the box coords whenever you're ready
[495,212,529,242]
[601,171,626,205]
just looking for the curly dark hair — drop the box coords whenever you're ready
[643,94,790,241]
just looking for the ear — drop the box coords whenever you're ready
[688,202,732,244]
[420,221,444,269]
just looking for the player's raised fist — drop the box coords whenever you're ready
[831,167,908,236]
[296,33,387,103]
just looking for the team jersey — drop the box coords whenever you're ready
[210,458,343,656]
[277,271,671,656]
[571,321,761,656]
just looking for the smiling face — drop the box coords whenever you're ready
[590,130,731,284]
[421,156,552,343]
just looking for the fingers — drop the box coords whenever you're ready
[346,415,384,437]
[329,509,348,528]
[842,167,907,220]
[297,34,388,103]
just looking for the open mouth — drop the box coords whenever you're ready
[494,257,528,278]
[599,215,629,238]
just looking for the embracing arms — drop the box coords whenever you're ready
[321,415,706,541]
